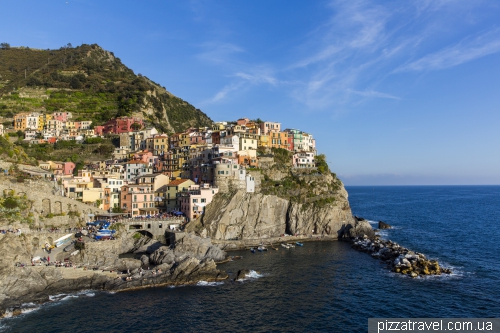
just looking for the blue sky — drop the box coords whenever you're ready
[1,0,500,185]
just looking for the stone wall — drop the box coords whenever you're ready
[0,176,106,228]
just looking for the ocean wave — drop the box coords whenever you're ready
[247,270,264,278]
[237,270,264,282]
[196,281,224,287]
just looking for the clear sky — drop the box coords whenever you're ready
[1,0,499,185]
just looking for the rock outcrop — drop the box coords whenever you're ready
[187,176,370,243]
[351,237,452,278]
[378,221,392,229]
[0,230,228,315]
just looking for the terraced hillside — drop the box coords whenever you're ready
[0,44,212,133]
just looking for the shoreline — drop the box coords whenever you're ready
[0,236,342,317]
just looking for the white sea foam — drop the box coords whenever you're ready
[247,270,263,278]
[377,230,390,239]
[237,270,264,282]
[196,281,224,287]
[49,294,67,302]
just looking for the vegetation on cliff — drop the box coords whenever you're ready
[259,148,342,209]
[0,135,35,164]
[0,44,213,133]
[0,190,33,225]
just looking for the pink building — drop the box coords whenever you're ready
[179,184,219,221]
[236,118,250,125]
[120,184,158,217]
[52,161,76,176]
[52,112,72,122]
[102,117,144,135]
[259,121,281,135]
[190,132,206,145]
[94,126,104,136]
[133,150,154,163]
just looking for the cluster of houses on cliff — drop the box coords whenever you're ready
[2,115,318,221]
[4,111,146,143]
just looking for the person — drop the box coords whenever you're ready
[48,255,50,263]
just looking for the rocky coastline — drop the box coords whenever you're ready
[350,217,452,278]
[0,231,228,317]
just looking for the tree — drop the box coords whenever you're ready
[131,122,142,131]
[112,207,125,213]
[0,43,10,50]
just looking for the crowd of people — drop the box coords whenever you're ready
[0,228,21,235]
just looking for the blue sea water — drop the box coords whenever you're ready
[1,185,500,332]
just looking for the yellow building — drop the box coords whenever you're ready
[65,121,76,130]
[153,134,169,156]
[38,114,53,131]
[258,134,270,148]
[155,178,195,211]
[13,113,28,131]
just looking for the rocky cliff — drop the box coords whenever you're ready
[0,230,227,314]
[187,150,373,245]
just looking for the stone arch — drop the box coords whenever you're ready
[42,199,51,214]
[53,201,62,215]
[32,237,40,250]
[137,230,153,239]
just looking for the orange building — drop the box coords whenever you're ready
[270,131,289,150]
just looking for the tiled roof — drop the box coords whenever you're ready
[167,179,191,186]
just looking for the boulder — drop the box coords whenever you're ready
[378,221,392,229]
[140,255,150,266]
[341,220,376,239]
[113,258,142,272]
[149,246,175,265]
[234,269,250,281]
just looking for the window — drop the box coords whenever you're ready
[193,199,198,203]
[201,198,206,203]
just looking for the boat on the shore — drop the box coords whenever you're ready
[281,243,290,249]
[95,229,115,240]
[54,234,73,248]
[250,247,256,253]
[286,243,295,248]
[295,242,304,247]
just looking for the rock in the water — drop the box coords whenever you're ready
[378,221,392,229]
[234,269,251,281]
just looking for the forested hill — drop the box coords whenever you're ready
[0,43,212,133]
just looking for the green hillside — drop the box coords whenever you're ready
[0,44,212,132]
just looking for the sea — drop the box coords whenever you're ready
[1,185,499,332]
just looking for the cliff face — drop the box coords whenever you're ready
[188,174,358,241]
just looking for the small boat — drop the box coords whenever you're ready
[257,245,267,252]
[281,243,290,249]
[286,243,295,248]
[250,248,256,253]
[295,242,304,247]
[54,234,73,248]
[95,229,115,240]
